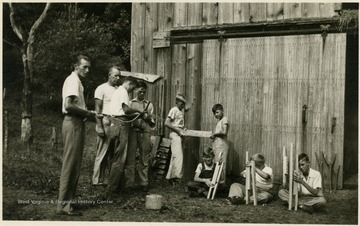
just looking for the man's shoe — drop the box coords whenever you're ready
[141,185,149,192]
[231,197,245,205]
[299,204,314,214]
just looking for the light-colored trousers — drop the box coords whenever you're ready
[57,115,85,213]
[166,132,183,179]
[228,183,273,203]
[278,188,326,208]
[125,129,151,187]
[213,137,228,183]
[92,116,113,185]
[107,121,129,193]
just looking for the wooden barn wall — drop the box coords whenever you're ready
[130,2,344,182]
[201,34,346,187]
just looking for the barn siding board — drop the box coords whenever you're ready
[174,3,187,28]
[319,2,336,18]
[144,3,158,112]
[267,3,284,21]
[131,3,145,73]
[202,3,218,25]
[218,3,234,24]
[250,3,267,22]
[283,3,302,19]
[233,3,250,23]
[302,3,320,18]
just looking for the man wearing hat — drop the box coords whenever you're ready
[164,94,189,186]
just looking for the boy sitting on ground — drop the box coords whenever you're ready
[227,153,274,205]
[187,147,226,197]
[278,153,326,214]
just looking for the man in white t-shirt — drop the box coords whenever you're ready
[57,55,96,216]
[227,153,274,205]
[278,153,326,213]
[106,76,143,197]
[92,66,121,186]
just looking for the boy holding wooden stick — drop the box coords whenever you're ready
[226,153,273,205]
[278,153,326,214]
[210,104,229,183]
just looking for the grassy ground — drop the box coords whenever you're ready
[2,94,359,224]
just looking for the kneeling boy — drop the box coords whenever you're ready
[278,153,326,213]
[227,153,273,205]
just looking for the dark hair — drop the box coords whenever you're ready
[124,76,139,87]
[250,153,265,163]
[212,103,223,113]
[298,153,310,162]
[137,80,148,89]
[203,147,215,158]
[74,55,90,67]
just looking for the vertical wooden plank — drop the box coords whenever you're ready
[156,3,173,135]
[283,3,302,19]
[174,2,187,28]
[249,3,267,22]
[144,3,158,124]
[233,3,250,23]
[131,3,145,73]
[319,3,336,18]
[202,2,218,25]
[266,3,284,21]
[302,3,320,18]
[218,3,234,24]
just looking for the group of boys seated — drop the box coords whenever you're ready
[187,147,326,214]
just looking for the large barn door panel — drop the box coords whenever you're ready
[201,34,346,186]
[307,34,346,189]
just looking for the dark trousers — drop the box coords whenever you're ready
[107,121,129,192]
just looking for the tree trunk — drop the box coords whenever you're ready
[21,48,34,144]
[8,3,51,145]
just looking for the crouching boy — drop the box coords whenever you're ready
[278,153,326,214]
[187,147,226,197]
[227,153,273,205]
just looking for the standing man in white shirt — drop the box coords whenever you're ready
[92,66,121,186]
[106,76,143,198]
[278,153,326,213]
[57,55,96,216]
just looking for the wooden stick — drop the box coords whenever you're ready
[182,129,212,138]
[289,144,294,210]
[245,151,250,204]
[120,71,162,83]
[211,161,224,200]
[294,149,299,211]
[207,152,223,199]
[282,146,287,187]
[251,160,257,206]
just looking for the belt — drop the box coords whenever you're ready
[63,113,85,120]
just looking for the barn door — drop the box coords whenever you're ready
[201,34,346,188]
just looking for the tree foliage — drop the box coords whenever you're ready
[33,4,131,99]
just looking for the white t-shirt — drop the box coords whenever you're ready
[255,165,273,190]
[94,82,117,115]
[298,168,322,196]
[241,164,273,191]
[167,106,184,129]
[195,162,214,174]
[110,85,129,116]
[62,72,86,113]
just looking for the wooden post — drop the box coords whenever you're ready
[288,143,294,210]
[294,147,299,211]
[251,160,257,206]
[282,146,287,187]
[245,151,250,204]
